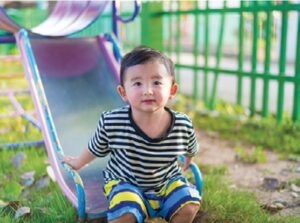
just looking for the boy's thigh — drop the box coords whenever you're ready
[159,177,201,221]
[104,180,148,223]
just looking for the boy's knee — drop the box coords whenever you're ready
[169,203,200,223]
[177,203,200,216]
[109,212,136,223]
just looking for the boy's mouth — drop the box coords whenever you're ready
[142,99,155,104]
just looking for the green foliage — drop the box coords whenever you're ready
[0,60,24,75]
[14,94,35,111]
[0,117,42,144]
[172,94,300,156]
[2,181,23,201]
[0,62,42,144]
[0,59,76,222]
[0,96,15,114]
[235,145,267,164]
[0,79,29,90]
[198,163,228,175]
[0,148,76,222]
[1,60,300,222]
[200,165,300,223]
[197,114,300,155]
[290,178,300,187]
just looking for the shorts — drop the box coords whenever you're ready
[103,176,201,223]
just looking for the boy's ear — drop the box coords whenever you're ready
[117,85,127,101]
[169,83,178,99]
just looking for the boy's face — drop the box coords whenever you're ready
[117,60,178,114]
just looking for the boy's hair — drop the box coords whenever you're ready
[120,46,175,86]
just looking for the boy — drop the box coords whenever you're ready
[63,46,201,223]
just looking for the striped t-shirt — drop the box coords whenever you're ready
[88,106,199,192]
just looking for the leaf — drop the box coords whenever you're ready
[291,184,300,193]
[46,166,56,182]
[21,189,31,200]
[7,201,20,210]
[1,201,21,215]
[35,176,50,190]
[14,206,31,220]
[21,171,35,179]
[11,152,27,168]
[0,199,8,209]
[20,171,35,187]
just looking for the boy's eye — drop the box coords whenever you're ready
[154,81,162,85]
[133,82,142,86]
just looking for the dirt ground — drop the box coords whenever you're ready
[195,130,300,217]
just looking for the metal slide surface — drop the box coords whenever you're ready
[16,32,124,215]
[0,0,109,37]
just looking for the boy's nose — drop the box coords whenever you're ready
[143,85,153,95]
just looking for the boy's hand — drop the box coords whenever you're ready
[62,156,82,170]
[61,148,96,171]
[182,156,193,172]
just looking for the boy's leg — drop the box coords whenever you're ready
[109,212,136,223]
[170,203,199,223]
[159,177,201,223]
[104,180,148,223]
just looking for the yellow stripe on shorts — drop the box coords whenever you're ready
[165,180,185,196]
[110,191,148,217]
[104,180,121,197]
[148,199,160,210]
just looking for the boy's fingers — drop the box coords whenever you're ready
[62,156,74,163]
[182,163,189,172]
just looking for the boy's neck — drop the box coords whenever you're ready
[131,107,167,123]
[130,107,172,139]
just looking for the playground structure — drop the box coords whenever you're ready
[1,0,299,220]
[0,1,108,37]
[0,0,203,221]
[0,87,44,148]
[0,1,110,149]
[157,1,300,124]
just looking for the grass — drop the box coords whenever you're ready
[201,173,299,223]
[0,96,14,113]
[234,145,267,164]
[172,95,300,156]
[1,59,300,222]
[0,60,42,145]
[0,60,24,75]
[0,117,42,144]
[186,164,300,223]
[0,148,76,222]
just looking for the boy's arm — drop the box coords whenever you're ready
[62,147,96,171]
[182,156,193,172]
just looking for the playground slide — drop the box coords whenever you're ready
[0,0,148,219]
[1,1,202,220]
[0,1,108,37]
[15,30,124,218]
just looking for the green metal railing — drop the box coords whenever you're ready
[1,1,299,124]
[145,0,300,123]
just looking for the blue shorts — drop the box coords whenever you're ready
[103,176,201,223]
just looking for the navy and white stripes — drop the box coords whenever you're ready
[88,106,199,192]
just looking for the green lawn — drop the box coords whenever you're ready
[1,59,300,222]
[173,95,300,156]
[0,148,76,223]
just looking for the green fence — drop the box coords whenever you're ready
[1,1,299,124]
[140,0,300,124]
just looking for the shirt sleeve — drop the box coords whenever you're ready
[185,118,199,157]
[88,113,110,157]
